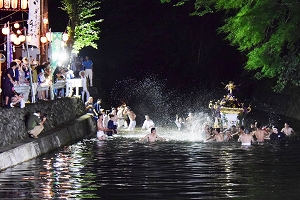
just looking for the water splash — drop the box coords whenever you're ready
[110,75,221,141]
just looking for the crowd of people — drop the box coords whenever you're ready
[204,121,295,145]
[0,55,94,108]
[175,113,296,146]
[87,97,297,144]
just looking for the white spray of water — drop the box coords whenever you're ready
[119,112,211,142]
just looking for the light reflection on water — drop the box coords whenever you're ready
[1,132,300,199]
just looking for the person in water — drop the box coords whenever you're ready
[124,106,136,131]
[270,126,286,141]
[139,127,166,143]
[238,129,254,145]
[253,122,267,142]
[281,122,295,136]
[206,128,224,142]
[97,113,109,140]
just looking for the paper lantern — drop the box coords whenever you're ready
[21,0,28,9]
[40,36,47,43]
[62,33,69,42]
[14,22,20,29]
[14,37,20,45]
[11,0,17,9]
[10,33,17,42]
[19,35,26,42]
[2,26,9,35]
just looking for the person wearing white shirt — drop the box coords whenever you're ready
[80,71,90,103]
[141,115,155,132]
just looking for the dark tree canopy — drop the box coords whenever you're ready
[162,0,300,91]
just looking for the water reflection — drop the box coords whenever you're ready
[1,135,300,199]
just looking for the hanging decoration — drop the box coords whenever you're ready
[0,0,28,10]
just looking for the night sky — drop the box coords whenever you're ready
[49,0,261,109]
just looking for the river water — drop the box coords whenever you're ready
[0,130,300,200]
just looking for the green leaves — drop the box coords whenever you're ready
[61,0,101,53]
[164,0,300,91]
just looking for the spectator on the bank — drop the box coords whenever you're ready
[21,57,30,82]
[82,56,93,86]
[37,69,49,101]
[80,71,90,103]
[281,122,295,136]
[270,126,286,141]
[74,57,83,77]
[2,62,19,107]
[53,66,65,98]
[26,110,47,138]
[93,98,102,113]
[141,115,155,132]
[10,91,25,108]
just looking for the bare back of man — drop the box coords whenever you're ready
[128,111,136,121]
[239,134,254,145]
[254,129,267,142]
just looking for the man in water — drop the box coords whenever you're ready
[253,122,267,142]
[141,115,155,132]
[281,122,295,136]
[270,126,286,141]
[238,129,254,145]
[124,106,136,131]
[139,127,166,143]
[206,128,224,142]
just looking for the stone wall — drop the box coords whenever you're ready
[0,114,96,171]
[0,97,86,148]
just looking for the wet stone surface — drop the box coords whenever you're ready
[0,97,85,148]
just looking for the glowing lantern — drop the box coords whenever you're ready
[0,0,3,8]
[11,0,17,9]
[21,0,28,9]
[62,32,69,42]
[4,0,10,9]
[2,26,9,35]
[43,18,48,24]
[19,35,26,42]
[14,37,20,45]
[14,22,20,29]
[10,33,17,42]
[40,36,47,43]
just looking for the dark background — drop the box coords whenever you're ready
[48,0,275,124]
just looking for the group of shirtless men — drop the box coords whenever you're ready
[205,121,295,145]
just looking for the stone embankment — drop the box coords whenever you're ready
[0,97,96,171]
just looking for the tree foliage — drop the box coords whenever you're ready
[161,0,300,91]
[61,0,102,54]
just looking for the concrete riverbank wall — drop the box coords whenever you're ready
[0,114,96,171]
[0,97,86,148]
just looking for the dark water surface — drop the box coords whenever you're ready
[0,133,300,200]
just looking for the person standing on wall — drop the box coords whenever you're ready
[82,56,93,87]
